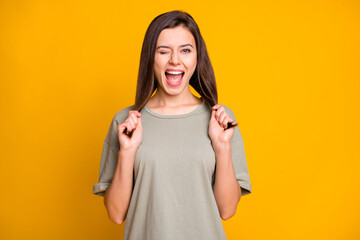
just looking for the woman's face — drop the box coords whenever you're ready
[153,25,197,97]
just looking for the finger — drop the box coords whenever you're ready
[127,111,137,123]
[219,113,228,128]
[122,111,141,137]
[126,118,137,131]
[137,115,142,128]
[223,115,236,129]
[123,127,133,137]
[122,121,135,137]
[118,122,131,136]
[129,110,141,118]
[212,104,220,111]
[215,107,225,122]
[128,118,136,131]
[129,115,142,137]
[117,123,126,133]
[129,112,138,125]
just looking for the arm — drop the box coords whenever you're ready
[212,143,241,220]
[103,110,142,225]
[103,149,136,225]
[209,104,241,220]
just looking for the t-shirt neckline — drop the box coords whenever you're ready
[144,100,207,119]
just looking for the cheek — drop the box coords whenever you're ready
[183,55,197,72]
[154,57,164,79]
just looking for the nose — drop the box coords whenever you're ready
[169,52,180,65]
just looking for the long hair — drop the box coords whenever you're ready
[134,10,218,111]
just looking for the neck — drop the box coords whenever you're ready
[149,87,202,108]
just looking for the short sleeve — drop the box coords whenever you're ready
[92,106,135,197]
[222,105,252,196]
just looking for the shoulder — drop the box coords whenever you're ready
[112,105,136,124]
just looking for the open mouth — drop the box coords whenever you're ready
[165,71,184,87]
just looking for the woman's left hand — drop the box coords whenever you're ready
[208,104,236,149]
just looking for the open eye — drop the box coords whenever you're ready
[182,48,191,53]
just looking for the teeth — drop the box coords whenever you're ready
[166,71,183,75]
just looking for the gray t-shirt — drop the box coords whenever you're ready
[93,101,251,240]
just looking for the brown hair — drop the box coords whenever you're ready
[134,10,218,111]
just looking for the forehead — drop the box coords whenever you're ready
[156,26,196,47]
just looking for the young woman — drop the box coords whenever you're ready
[93,10,251,240]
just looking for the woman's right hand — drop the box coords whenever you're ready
[117,110,143,152]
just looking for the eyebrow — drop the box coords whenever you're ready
[156,43,194,49]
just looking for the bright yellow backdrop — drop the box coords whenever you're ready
[0,0,359,239]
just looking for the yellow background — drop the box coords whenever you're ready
[0,0,359,239]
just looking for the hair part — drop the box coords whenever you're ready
[134,10,218,111]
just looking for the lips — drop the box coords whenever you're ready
[165,69,184,87]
